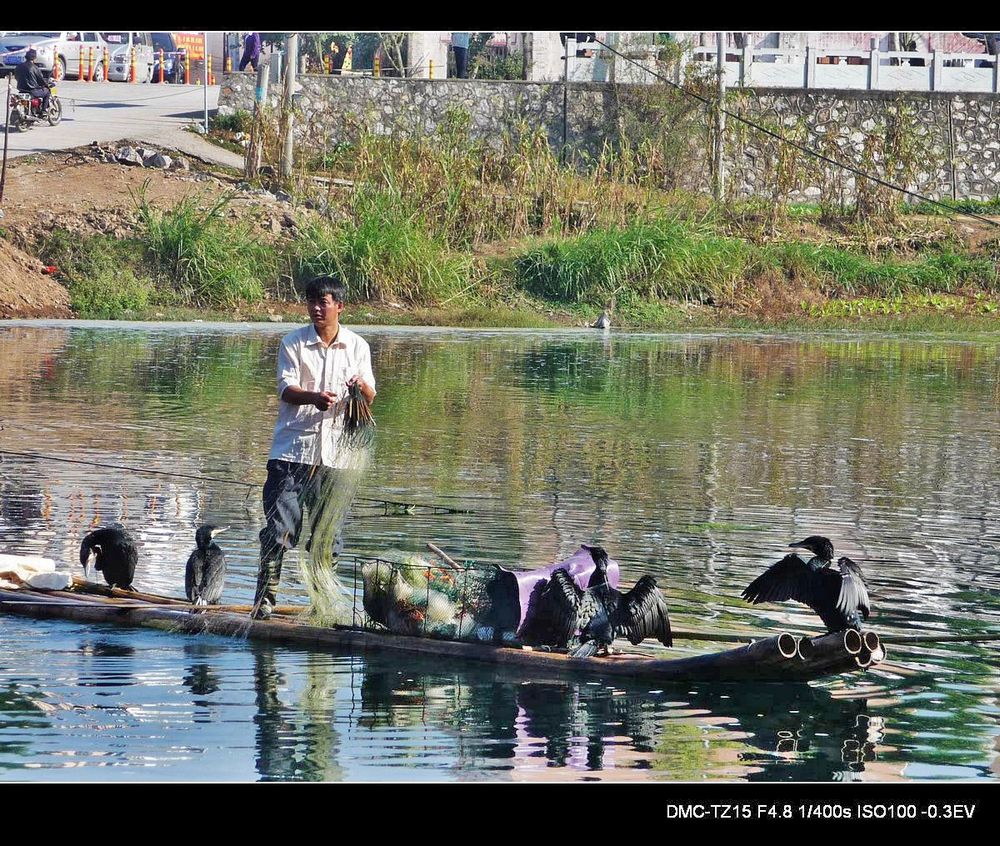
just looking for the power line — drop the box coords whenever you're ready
[595,38,1000,229]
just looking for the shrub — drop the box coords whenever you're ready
[293,190,472,304]
[135,190,276,305]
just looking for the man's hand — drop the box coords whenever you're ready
[280,385,337,410]
[347,375,376,405]
[313,390,336,411]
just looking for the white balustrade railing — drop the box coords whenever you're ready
[681,46,1000,93]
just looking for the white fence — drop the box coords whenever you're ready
[684,47,1000,93]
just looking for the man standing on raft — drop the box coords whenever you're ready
[251,275,376,620]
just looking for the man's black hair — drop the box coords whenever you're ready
[24,49,37,62]
[304,275,347,303]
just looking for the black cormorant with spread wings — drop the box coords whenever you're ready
[185,524,229,605]
[80,524,138,591]
[741,536,871,632]
[519,545,673,657]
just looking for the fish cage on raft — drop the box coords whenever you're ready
[0,550,889,684]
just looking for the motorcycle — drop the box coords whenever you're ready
[7,86,62,130]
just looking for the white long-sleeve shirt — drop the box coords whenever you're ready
[268,324,376,469]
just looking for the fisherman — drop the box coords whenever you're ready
[251,275,376,620]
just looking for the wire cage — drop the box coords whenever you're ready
[350,554,507,642]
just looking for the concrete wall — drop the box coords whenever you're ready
[219,73,1000,201]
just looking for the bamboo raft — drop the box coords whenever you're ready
[0,578,886,684]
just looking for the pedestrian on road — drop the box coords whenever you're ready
[452,32,470,78]
[239,32,261,72]
[251,275,376,620]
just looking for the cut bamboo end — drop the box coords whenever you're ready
[854,647,873,668]
[843,628,863,655]
[863,630,881,653]
[777,632,798,658]
[796,635,816,661]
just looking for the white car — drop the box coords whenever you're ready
[103,32,155,82]
[0,31,109,80]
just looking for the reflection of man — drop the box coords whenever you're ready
[14,50,52,115]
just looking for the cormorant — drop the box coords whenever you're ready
[80,524,138,591]
[519,545,673,657]
[185,524,229,606]
[741,535,871,632]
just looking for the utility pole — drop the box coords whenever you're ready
[245,58,270,179]
[562,35,575,163]
[280,33,298,181]
[203,31,210,134]
[713,31,726,203]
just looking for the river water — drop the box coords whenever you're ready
[0,321,998,781]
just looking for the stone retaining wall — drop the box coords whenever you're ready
[219,73,1000,201]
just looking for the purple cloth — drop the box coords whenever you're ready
[505,546,620,632]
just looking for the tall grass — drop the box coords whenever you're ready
[292,189,472,303]
[513,218,999,306]
[515,218,752,304]
[296,111,661,250]
[134,188,276,306]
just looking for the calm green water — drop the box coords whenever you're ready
[0,321,998,781]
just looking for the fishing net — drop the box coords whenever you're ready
[360,554,510,641]
[298,394,375,625]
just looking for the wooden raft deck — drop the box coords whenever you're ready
[0,583,885,683]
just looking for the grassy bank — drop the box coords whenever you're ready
[9,108,998,332]
[31,193,999,331]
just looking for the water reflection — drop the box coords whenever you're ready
[252,647,344,781]
[1,323,999,780]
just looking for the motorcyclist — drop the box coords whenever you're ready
[14,49,53,115]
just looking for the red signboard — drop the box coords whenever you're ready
[173,32,205,59]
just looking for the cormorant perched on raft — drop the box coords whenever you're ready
[185,524,229,606]
[519,545,673,657]
[80,524,138,591]
[741,535,871,632]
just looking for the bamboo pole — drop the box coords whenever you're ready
[426,542,463,572]
[0,587,853,683]
[879,632,1000,644]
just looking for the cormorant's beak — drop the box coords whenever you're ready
[211,526,230,538]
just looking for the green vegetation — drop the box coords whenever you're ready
[31,80,1000,328]
[135,190,276,305]
[39,231,159,317]
[292,190,472,303]
[210,109,252,134]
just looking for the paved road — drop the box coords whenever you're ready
[2,80,243,168]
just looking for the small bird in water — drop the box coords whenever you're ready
[741,535,871,632]
[520,545,673,657]
[185,524,229,606]
[80,524,138,591]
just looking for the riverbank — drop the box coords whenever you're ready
[1,142,998,334]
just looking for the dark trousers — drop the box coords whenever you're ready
[453,46,468,78]
[239,52,259,72]
[254,459,346,608]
